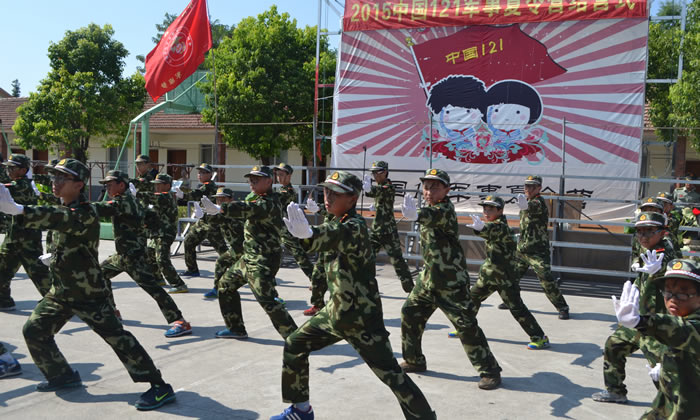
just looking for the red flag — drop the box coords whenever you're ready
[145,0,212,101]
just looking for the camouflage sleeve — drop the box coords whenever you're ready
[33,174,53,187]
[416,205,445,228]
[136,191,155,205]
[527,198,547,217]
[638,314,700,354]
[302,219,359,253]
[365,184,379,198]
[476,222,496,240]
[20,204,95,235]
[93,199,119,218]
[221,199,266,219]
[185,183,212,202]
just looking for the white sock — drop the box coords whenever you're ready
[294,401,311,412]
[0,352,15,364]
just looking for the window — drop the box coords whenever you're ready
[200,144,213,164]
[108,148,128,172]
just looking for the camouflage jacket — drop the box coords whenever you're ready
[518,194,549,255]
[365,180,398,234]
[415,199,470,290]
[5,177,41,243]
[634,237,680,316]
[0,169,10,184]
[94,192,146,256]
[220,191,283,265]
[666,209,682,249]
[673,187,700,204]
[183,180,217,202]
[131,168,159,194]
[138,191,178,239]
[32,174,61,206]
[637,309,700,419]
[301,209,384,330]
[477,215,517,270]
[19,199,108,301]
[0,171,9,233]
[277,183,298,207]
[208,211,245,256]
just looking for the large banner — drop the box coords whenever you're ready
[332,13,648,219]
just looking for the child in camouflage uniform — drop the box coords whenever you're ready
[399,168,503,390]
[0,159,175,410]
[656,192,682,250]
[273,170,435,420]
[592,211,679,404]
[612,259,700,419]
[460,195,550,349]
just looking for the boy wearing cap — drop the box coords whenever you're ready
[179,163,226,277]
[592,211,679,404]
[511,175,570,320]
[96,170,191,337]
[131,154,159,192]
[462,195,550,349]
[673,176,700,204]
[0,154,51,311]
[275,170,435,420]
[399,168,503,390]
[200,165,297,339]
[612,260,700,419]
[363,161,414,293]
[657,192,683,249]
[0,159,176,410]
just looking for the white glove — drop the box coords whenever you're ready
[128,182,137,196]
[630,261,641,272]
[211,172,217,181]
[0,184,24,215]
[517,193,528,210]
[612,280,640,328]
[174,186,184,199]
[362,174,372,193]
[26,167,33,180]
[193,202,204,219]
[646,363,661,382]
[39,253,52,266]
[305,197,319,214]
[283,202,313,239]
[200,196,221,215]
[401,195,418,221]
[369,202,376,212]
[467,214,485,231]
[636,249,664,275]
[31,181,40,196]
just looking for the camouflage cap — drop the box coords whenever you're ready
[319,170,362,194]
[479,195,505,208]
[658,258,700,285]
[370,161,389,172]
[524,175,542,185]
[151,173,173,184]
[2,154,31,169]
[656,192,673,204]
[244,165,273,178]
[135,154,151,163]
[213,186,234,198]
[45,159,60,169]
[99,170,129,184]
[49,158,90,182]
[639,197,664,211]
[635,211,667,228]
[196,163,213,173]
[273,162,293,174]
[419,168,450,186]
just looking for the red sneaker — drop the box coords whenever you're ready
[303,306,320,316]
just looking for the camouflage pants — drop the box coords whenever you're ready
[218,255,297,338]
[282,310,435,420]
[371,229,413,285]
[470,264,545,341]
[308,257,327,309]
[23,294,163,384]
[148,236,186,288]
[0,236,51,306]
[401,278,502,377]
[183,220,227,272]
[101,253,183,324]
[602,326,662,396]
[281,230,315,279]
[514,251,569,312]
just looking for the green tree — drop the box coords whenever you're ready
[13,24,145,163]
[199,6,336,162]
[10,79,20,97]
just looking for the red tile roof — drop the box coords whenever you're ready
[0,97,28,131]
[142,97,214,130]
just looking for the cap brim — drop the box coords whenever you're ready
[657,270,700,284]
[319,180,355,194]
[244,171,270,178]
[99,176,120,184]
[523,180,541,185]
[370,168,386,172]
[479,201,502,207]
[213,193,232,198]
[634,221,664,227]
[48,165,81,179]
[419,175,448,185]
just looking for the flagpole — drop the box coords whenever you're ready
[207,0,223,179]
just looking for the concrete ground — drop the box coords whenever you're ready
[0,238,656,419]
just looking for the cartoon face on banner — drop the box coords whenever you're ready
[415,25,566,164]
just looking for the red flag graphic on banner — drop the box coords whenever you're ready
[145,0,212,101]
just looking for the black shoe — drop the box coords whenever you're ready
[0,299,16,312]
[497,303,509,310]
[400,361,427,373]
[36,370,82,392]
[182,270,200,277]
[134,383,176,411]
[558,310,570,320]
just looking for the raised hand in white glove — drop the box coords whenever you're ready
[369,202,376,212]
[401,195,418,221]
[283,202,313,239]
[0,184,24,215]
[630,261,641,272]
[31,181,40,196]
[646,363,661,382]
[517,193,528,210]
[305,197,319,214]
[362,174,372,193]
[612,280,640,328]
[193,202,204,219]
[129,182,137,196]
[39,253,52,267]
[636,249,664,275]
[200,196,221,215]
[174,186,184,199]
[467,214,485,231]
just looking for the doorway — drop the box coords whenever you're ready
[167,149,187,179]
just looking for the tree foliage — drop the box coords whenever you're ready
[199,6,336,162]
[10,79,20,97]
[13,24,145,162]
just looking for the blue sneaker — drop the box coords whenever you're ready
[270,405,314,420]
[164,320,192,338]
[527,336,550,350]
[215,329,248,339]
[203,288,218,299]
[0,359,21,378]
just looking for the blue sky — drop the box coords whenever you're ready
[0,0,344,95]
